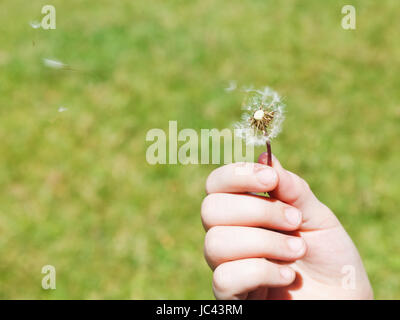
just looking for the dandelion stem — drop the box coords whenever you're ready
[266,140,272,167]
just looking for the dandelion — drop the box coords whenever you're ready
[234,86,285,166]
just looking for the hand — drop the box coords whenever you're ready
[201,154,373,299]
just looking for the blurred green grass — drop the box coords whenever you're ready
[0,0,399,299]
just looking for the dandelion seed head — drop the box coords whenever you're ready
[234,86,285,146]
[253,109,264,120]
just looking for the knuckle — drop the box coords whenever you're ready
[299,177,311,193]
[204,226,225,261]
[200,194,217,228]
[213,264,232,294]
[205,173,213,194]
[205,166,222,194]
[288,171,312,204]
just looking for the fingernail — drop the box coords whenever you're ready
[287,237,305,253]
[255,167,277,185]
[285,208,301,226]
[280,267,293,280]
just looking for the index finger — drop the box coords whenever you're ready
[205,162,279,194]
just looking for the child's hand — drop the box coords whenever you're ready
[201,154,373,299]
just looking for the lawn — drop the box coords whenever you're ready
[0,0,399,299]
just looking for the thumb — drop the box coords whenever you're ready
[258,153,339,230]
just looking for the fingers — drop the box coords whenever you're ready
[201,193,302,231]
[213,258,296,300]
[205,162,278,194]
[204,226,307,269]
[257,153,314,208]
[258,153,340,230]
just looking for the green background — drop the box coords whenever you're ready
[0,0,399,299]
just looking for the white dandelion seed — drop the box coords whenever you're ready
[30,21,41,29]
[241,84,255,93]
[225,80,237,92]
[234,86,285,146]
[58,106,68,113]
[43,58,68,70]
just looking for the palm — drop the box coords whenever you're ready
[269,224,370,299]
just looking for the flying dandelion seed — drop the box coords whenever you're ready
[225,80,237,92]
[241,85,255,93]
[43,58,68,70]
[58,106,68,113]
[29,21,41,29]
[234,86,285,166]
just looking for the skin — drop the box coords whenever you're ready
[201,153,373,300]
